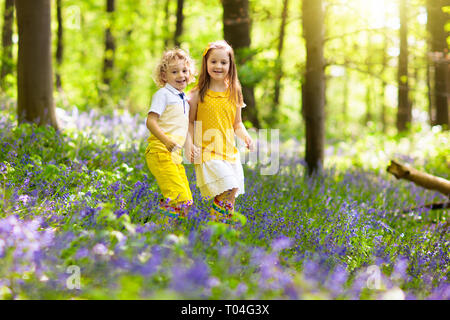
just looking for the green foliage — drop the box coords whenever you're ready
[0,0,443,134]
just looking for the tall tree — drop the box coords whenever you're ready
[222,0,260,128]
[15,0,57,128]
[55,0,63,90]
[426,46,433,125]
[426,0,449,128]
[302,0,325,174]
[342,65,349,124]
[174,0,184,47]
[1,0,14,90]
[341,38,350,124]
[270,0,289,126]
[397,0,411,132]
[163,0,171,48]
[365,31,373,124]
[380,27,388,133]
[102,0,115,92]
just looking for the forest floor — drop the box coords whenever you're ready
[0,103,449,299]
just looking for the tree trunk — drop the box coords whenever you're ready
[271,0,289,126]
[174,0,184,47]
[381,78,387,132]
[163,0,170,48]
[55,0,63,90]
[302,0,325,174]
[426,0,449,128]
[342,65,348,124]
[381,31,388,133]
[15,0,57,128]
[222,0,260,128]
[365,32,372,125]
[397,0,411,132]
[412,55,420,122]
[365,83,372,124]
[1,0,14,90]
[102,0,115,90]
[426,52,434,125]
[342,40,349,124]
[380,11,389,132]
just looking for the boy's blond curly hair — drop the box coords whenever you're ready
[154,48,196,87]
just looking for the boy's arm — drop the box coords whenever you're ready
[146,112,180,152]
[234,105,255,151]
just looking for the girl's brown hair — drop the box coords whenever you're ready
[154,48,196,87]
[195,40,243,107]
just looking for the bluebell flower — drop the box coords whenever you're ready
[272,236,292,252]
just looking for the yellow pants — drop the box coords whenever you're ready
[145,151,193,206]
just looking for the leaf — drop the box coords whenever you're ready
[231,211,247,226]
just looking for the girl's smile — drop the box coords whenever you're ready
[207,49,230,82]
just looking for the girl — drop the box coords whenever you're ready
[145,48,198,222]
[188,40,255,223]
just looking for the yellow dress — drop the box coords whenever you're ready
[194,89,245,198]
[194,89,240,162]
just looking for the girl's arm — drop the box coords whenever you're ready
[187,89,198,145]
[146,112,180,152]
[234,105,255,151]
[186,90,200,162]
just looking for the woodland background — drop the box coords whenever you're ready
[2,1,449,163]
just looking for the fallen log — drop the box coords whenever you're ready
[387,160,450,197]
[401,201,450,213]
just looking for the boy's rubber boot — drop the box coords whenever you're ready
[142,199,186,225]
[158,199,186,229]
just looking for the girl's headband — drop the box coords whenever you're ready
[202,44,210,57]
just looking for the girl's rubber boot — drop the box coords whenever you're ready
[210,198,233,224]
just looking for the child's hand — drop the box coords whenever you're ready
[165,139,181,152]
[189,145,201,163]
[184,142,200,163]
[193,145,201,161]
[244,135,255,152]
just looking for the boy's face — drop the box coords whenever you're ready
[162,59,190,92]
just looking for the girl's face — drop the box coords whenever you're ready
[206,48,230,82]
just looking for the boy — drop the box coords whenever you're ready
[144,48,198,221]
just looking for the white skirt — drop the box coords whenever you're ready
[194,159,245,199]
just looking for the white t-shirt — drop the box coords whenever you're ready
[146,83,190,154]
[149,83,189,116]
